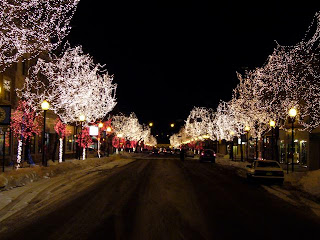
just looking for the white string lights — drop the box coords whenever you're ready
[111,113,157,147]
[185,107,215,140]
[18,45,117,125]
[0,0,80,71]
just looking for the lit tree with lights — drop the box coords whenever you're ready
[185,107,215,140]
[112,113,156,151]
[0,0,80,71]
[213,101,242,141]
[76,127,92,160]
[17,45,117,125]
[237,11,320,132]
[10,100,42,168]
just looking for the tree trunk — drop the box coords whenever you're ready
[24,136,29,163]
[63,137,66,162]
[16,139,23,168]
[59,138,63,163]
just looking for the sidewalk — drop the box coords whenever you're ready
[0,154,130,190]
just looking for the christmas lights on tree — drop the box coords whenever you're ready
[0,0,80,71]
[18,45,117,125]
[111,113,156,150]
[185,107,215,140]
[76,127,92,160]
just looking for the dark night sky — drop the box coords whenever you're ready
[66,1,320,139]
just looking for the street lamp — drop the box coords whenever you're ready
[78,114,85,160]
[106,126,112,157]
[244,126,250,162]
[41,100,50,166]
[97,122,103,158]
[289,108,297,172]
[230,131,234,161]
[170,123,175,128]
[149,122,153,127]
[269,120,275,160]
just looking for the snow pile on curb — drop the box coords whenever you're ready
[0,154,130,191]
[286,170,320,198]
[216,158,249,169]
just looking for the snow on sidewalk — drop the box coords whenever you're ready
[0,154,135,191]
[0,155,136,226]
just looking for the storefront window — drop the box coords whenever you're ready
[66,135,73,152]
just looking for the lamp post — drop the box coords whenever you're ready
[230,131,234,161]
[269,120,275,160]
[41,100,50,166]
[106,126,112,157]
[244,126,250,162]
[117,133,123,154]
[289,108,297,173]
[97,122,103,158]
[78,114,85,160]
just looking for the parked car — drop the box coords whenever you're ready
[150,149,160,155]
[246,160,284,184]
[199,149,216,163]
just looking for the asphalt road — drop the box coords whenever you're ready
[2,156,320,240]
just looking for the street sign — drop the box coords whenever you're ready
[89,126,99,136]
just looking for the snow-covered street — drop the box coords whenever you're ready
[1,155,320,240]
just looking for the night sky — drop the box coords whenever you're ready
[67,1,320,141]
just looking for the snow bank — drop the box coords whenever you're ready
[286,170,320,198]
[0,154,131,191]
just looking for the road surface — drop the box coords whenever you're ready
[1,156,320,240]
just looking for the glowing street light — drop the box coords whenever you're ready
[79,114,86,122]
[269,120,275,128]
[289,108,297,118]
[149,122,153,127]
[41,100,50,111]
[41,100,50,166]
[289,108,297,172]
[244,126,250,161]
[170,123,175,128]
[269,120,275,160]
[78,114,85,160]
